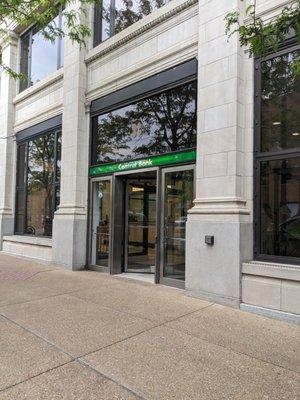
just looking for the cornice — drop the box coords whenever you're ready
[85,0,198,64]
[13,68,63,105]
[0,30,18,50]
[244,0,293,23]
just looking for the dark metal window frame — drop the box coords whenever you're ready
[19,8,64,92]
[15,126,62,237]
[93,0,170,46]
[90,59,198,166]
[254,39,300,265]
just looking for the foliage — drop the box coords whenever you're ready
[0,0,101,77]
[225,0,300,74]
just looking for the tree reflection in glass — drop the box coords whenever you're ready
[93,81,197,164]
[26,135,55,236]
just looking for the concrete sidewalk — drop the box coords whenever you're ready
[0,253,299,399]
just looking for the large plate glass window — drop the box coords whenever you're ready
[92,80,197,164]
[20,10,64,92]
[15,130,61,237]
[94,0,171,46]
[255,43,300,263]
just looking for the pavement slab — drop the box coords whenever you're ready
[0,319,71,391]
[0,294,156,357]
[0,281,62,307]
[27,268,120,292]
[0,254,51,274]
[70,280,211,323]
[0,253,299,400]
[0,362,140,400]
[165,303,300,372]
[83,325,299,400]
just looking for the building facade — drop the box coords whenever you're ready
[0,0,299,320]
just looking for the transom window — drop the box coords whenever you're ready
[94,0,170,46]
[255,43,300,262]
[91,80,197,165]
[20,11,64,92]
[15,130,61,237]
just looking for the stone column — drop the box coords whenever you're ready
[185,0,253,307]
[52,4,89,269]
[0,32,18,250]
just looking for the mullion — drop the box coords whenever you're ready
[110,0,116,37]
[24,141,29,234]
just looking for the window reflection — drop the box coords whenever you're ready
[260,157,300,258]
[20,11,64,91]
[93,81,197,164]
[15,131,61,237]
[95,0,169,45]
[261,50,300,152]
[30,18,60,85]
[27,135,55,236]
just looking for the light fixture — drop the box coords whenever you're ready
[272,121,281,126]
[132,187,144,192]
[292,132,300,136]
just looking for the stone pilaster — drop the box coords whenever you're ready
[0,32,18,249]
[52,3,89,269]
[185,0,253,307]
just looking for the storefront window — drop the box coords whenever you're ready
[15,130,61,237]
[20,11,64,92]
[94,0,170,45]
[92,80,197,164]
[256,43,300,262]
[260,158,300,258]
[261,49,300,152]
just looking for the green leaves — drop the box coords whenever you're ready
[0,0,102,77]
[225,0,300,76]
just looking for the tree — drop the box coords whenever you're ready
[0,0,101,78]
[225,0,300,75]
[94,82,197,163]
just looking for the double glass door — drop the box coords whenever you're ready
[90,165,194,284]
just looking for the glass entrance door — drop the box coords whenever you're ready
[161,166,194,286]
[125,177,157,273]
[91,178,112,268]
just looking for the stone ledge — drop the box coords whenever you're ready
[240,303,300,325]
[242,261,300,282]
[13,68,63,105]
[85,0,197,64]
[3,235,52,247]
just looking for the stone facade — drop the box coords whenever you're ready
[0,0,299,320]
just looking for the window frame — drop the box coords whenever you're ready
[90,77,198,166]
[93,0,170,46]
[19,9,64,92]
[254,39,300,265]
[15,128,62,237]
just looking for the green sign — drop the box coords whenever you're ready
[89,150,196,176]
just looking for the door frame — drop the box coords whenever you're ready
[159,164,196,289]
[124,175,158,274]
[89,175,113,272]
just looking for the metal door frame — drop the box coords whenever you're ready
[159,164,196,289]
[124,171,159,274]
[89,175,113,272]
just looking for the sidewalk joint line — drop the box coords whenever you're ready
[0,361,73,394]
